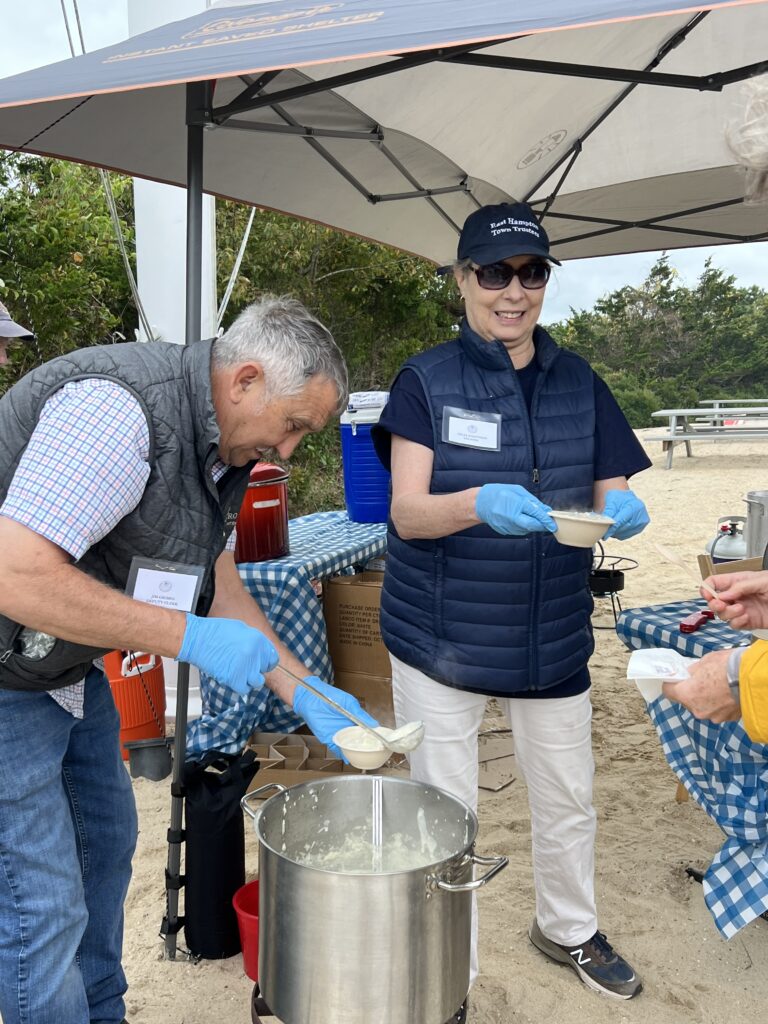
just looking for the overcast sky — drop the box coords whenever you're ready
[1,0,766,323]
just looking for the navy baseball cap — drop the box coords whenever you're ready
[445,202,561,270]
[0,301,34,340]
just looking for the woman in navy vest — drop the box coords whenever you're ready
[373,203,651,1019]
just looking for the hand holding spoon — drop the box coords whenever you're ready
[280,665,424,753]
[651,542,720,599]
[652,541,768,638]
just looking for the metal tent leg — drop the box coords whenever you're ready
[163,661,191,958]
[161,80,210,958]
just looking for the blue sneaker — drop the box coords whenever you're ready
[529,919,642,999]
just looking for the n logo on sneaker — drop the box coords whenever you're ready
[570,948,592,966]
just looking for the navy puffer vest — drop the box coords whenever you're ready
[380,321,596,696]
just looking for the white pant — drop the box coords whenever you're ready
[391,656,597,986]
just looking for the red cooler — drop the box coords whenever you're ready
[234,463,290,563]
[104,650,166,759]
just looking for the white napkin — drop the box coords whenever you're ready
[626,648,698,701]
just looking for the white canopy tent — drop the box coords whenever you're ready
[1,1,767,283]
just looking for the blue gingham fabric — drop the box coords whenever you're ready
[186,510,388,756]
[647,699,768,938]
[615,599,751,659]
[617,599,768,937]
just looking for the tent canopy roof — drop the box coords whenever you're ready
[0,1,757,105]
[0,0,766,262]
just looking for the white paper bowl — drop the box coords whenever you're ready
[550,510,614,548]
[333,726,390,770]
[632,678,664,702]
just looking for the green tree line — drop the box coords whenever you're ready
[2,155,767,512]
[548,256,768,426]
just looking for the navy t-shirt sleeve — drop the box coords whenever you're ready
[372,369,433,472]
[372,365,651,482]
[593,374,653,481]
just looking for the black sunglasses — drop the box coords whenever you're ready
[474,261,551,291]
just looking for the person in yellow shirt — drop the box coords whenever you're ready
[662,570,768,742]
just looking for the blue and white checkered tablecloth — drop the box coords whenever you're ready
[649,700,768,938]
[616,599,768,937]
[186,511,387,757]
[616,599,751,659]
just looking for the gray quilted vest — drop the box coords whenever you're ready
[0,340,251,692]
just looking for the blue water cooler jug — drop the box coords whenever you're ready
[340,393,390,523]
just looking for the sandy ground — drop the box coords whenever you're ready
[123,434,768,1024]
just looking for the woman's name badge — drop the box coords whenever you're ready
[442,407,502,451]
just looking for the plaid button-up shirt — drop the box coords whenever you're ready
[0,377,234,717]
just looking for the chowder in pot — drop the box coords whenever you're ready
[242,775,507,1024]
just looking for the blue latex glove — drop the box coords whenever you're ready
[475,483,556,536]
[176,613,278,695]
[293,676,379,760]
[602,489,650,540]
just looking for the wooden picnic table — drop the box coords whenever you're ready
[645,407,768,468]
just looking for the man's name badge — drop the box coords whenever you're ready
[125,557,205,613]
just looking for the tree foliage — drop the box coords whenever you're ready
[214,204,457,512]
[0,153,135,384]
[546,254,768,426]
[216,202,456,386]
[0,156,456,513]
[3,155,768,511]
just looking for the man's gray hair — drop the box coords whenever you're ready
[212,295,348,413]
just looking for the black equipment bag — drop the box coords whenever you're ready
[183,750,259,959]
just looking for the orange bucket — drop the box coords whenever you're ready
[104,650,166,759]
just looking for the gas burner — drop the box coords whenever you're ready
[589,544,639,627]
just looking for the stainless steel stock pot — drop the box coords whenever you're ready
[241,775,507,1024]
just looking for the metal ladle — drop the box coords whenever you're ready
[279,665,425,754]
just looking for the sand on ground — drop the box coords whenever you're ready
[123,434,768,1024]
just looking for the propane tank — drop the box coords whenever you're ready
[705,516,748,563]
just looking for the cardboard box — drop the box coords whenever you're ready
[246,732,365,791]
[245,730,408,794]
[477,731,516,792]
[323,572,391,676]
[477,755,516,792]
[246,742,286,773]
[697,553,763,578]
[334,669,395,728]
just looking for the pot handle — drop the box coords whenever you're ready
[434,852,508,893]
[240,782,287,820]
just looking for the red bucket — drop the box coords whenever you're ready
[234,463,290,563]
[232,879,259,981]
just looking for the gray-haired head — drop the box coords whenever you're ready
[212,295,348,413]
[452,256,474,278]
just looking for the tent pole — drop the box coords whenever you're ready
[164,660,189,960]
[162,80,208,959]
[185,81,206,345]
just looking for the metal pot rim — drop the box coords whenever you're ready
[252,775,478,876]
